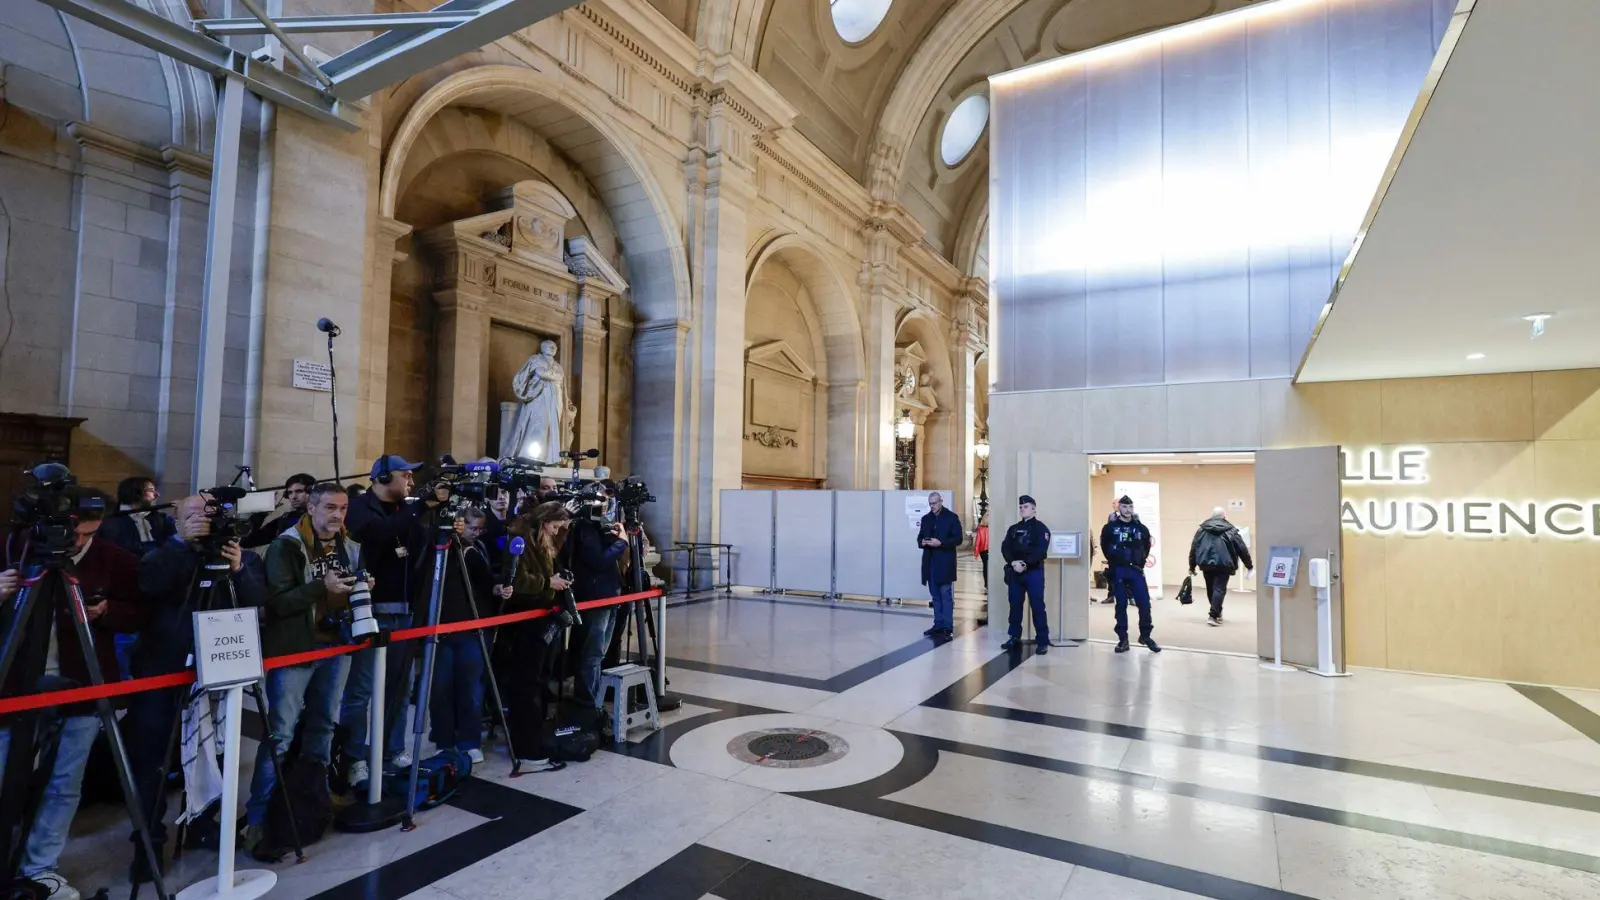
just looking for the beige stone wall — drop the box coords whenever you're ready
[743,261,824,483]
[992,370,1600,689]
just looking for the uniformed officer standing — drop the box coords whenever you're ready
[1100,495,1161,653]
[1001,495,1051,654]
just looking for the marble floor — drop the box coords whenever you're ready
[52,592,1600,900]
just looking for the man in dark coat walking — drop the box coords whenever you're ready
[1188,507,1253,626]
[917,492,962,643]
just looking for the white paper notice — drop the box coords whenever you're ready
[292,359,333,392]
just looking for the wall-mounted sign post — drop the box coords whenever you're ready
[1262,546,1300,673]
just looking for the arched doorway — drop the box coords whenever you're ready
[742,236,866,490]
[894,311,958,508]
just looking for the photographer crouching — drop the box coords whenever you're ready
[125,494,265,884]
[561,490,629,734]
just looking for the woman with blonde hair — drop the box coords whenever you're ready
[497,501,573,771]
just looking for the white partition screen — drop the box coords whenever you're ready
[719,490,775,588]
[774,491,835,594]
[881,490,954,601]
[832,491,885,597]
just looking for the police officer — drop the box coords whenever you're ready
[1000,495,1051,654]
[1100,495,1160,653]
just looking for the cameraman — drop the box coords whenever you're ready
[0,495,143,900]
[341,455,439,784]
[428,509,505,764]
[243,483,360,856]
[126,495,263,881]
[563,502,629,725]
[241,473,315,549]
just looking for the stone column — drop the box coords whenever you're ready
[631,318,691,548]
[950,287,982,525]
[358,216,412,463]
[433,288,491,461]
[605,300,635,476]
[571,285,606,460]
[861,220,913,489]
[156,145,213,500]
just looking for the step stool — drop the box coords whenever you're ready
[600,664,659,742]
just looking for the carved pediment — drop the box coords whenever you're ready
[746,340,816,383]
[565,236,628,298]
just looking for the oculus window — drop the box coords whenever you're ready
[830,0,892,44]
[940,94,989,167]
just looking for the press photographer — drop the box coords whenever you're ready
[241,473,316,549]
[99,476,175,559]
[125,493,263,882]
[426,508,505,764]
[243,482,364,858]
[0,489,143,900]
[560,488,629,729]
[341,455,440,786]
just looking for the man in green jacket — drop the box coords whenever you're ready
[242,483,364,852]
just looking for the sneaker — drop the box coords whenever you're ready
[388,751,413,769]
[1141,638,1162,653]
[347,759,370,788]
[238,823,266,856]
[923,626,939,637]
[1000,638,1023,650]
[1114,640,1130,653]
[467,748,485,764]
[33,873,80,900]
[1207,616,1220,627]
[516,758,567,774]
[1100,596,1115,604]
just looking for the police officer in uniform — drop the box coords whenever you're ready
[1000,495,1051,654]
[1101,495,1161,653]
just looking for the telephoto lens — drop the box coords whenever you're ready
[348,568,378,638]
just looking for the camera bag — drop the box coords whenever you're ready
[256,758,332,862]
[382,748,471,811]
[545,724,598,762]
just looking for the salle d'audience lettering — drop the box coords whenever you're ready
[0,456,656,900]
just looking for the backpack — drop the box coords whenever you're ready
[382,749,471,811]
[547,724,598,763]
[256,759,332,862]
[1176,576,1194,606]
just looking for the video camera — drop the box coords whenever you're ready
[615,475,654,528]
[429,455,556,516]
[10,462,106,559]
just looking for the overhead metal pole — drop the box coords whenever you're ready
[233,0,336,88]
[196,12,478,36]
[193,75,246,490]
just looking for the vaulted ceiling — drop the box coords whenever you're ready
[644,0,1263,271]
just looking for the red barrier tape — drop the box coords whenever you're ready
[0,588,664,716]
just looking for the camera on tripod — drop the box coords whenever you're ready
[194,486,272,560]
[10,462,104,556]
[615,476,654,527]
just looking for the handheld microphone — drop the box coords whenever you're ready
[502,535,526,592]
[316,318,341,337]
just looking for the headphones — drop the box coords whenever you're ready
[374,456,393,485]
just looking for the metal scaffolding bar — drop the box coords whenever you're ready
[193,75,246,489]
[234,0,335,88]
[36,0,353,130]
[322,0,581,101]
[195,12,478,36]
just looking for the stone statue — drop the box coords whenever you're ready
[502,340,574,462]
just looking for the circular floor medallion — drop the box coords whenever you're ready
[727,727,849,769]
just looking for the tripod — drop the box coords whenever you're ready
[402,521,517,829]
[618,523,679,712]
[0,545,170,900]
[129,557,306,898]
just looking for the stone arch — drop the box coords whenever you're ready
[953,192,989,279]
[745,232,868,487]
[696,0,773,64]
[381,64,691,324]
[867,0,1029,199]
[895,308,960,508]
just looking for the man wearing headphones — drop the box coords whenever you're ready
[339,454,438,786]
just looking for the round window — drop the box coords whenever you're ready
[940,94,990,167]
[830,0,893,44]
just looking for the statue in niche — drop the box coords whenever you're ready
[502,340,575,462]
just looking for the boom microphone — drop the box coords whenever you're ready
[316,318,341,337]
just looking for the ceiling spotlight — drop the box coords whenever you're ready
[1522,313,1552,338]
[1466,353,1486,360]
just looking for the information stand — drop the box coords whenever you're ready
[178,610,276,900]
[1261,547,1301,673]
[1046,532,1085,645]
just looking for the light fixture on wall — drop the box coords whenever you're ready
[894,409,917,490]
[1466,352,1486,360]
[895,412,917,442]
[974,439,990,460]
[1523,313,1552,339]
[974,433,990,520]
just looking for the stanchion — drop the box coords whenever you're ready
[334,640,405,832]
[175,685,275,900]
[1261,586,1296,673]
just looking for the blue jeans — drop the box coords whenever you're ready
[1111,564,1154,642]
[1007,566,1048,642]
[577,605,618,709]
[928,582,954,632]
[429,634,485,750]
[340,612,412,763]
[0,716,99,877]
[246,655,349,826]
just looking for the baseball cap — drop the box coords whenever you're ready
[371,454,424,480]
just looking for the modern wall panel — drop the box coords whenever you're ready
[990,0,1450,393]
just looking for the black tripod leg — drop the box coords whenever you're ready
[243,681,306,862]
[403,538,450,828]
[451,545,517,770]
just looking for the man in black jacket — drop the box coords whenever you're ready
[1100,495,1160,653]
[1000,495,1051,654]
[98,476,176,560]
[564,512,630,719]
[916,492,962,643]
[240,473,315,549]
[1189,508,1253,626]
[125,495,264,881]
[340,454,437,784]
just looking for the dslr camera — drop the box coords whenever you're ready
[541,567,583,645]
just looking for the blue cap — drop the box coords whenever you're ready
[370,454,423,479]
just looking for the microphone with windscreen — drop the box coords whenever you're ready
[501,535,526,599]
[316,318,341,337]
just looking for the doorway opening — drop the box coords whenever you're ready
[1088,452,1257,656]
